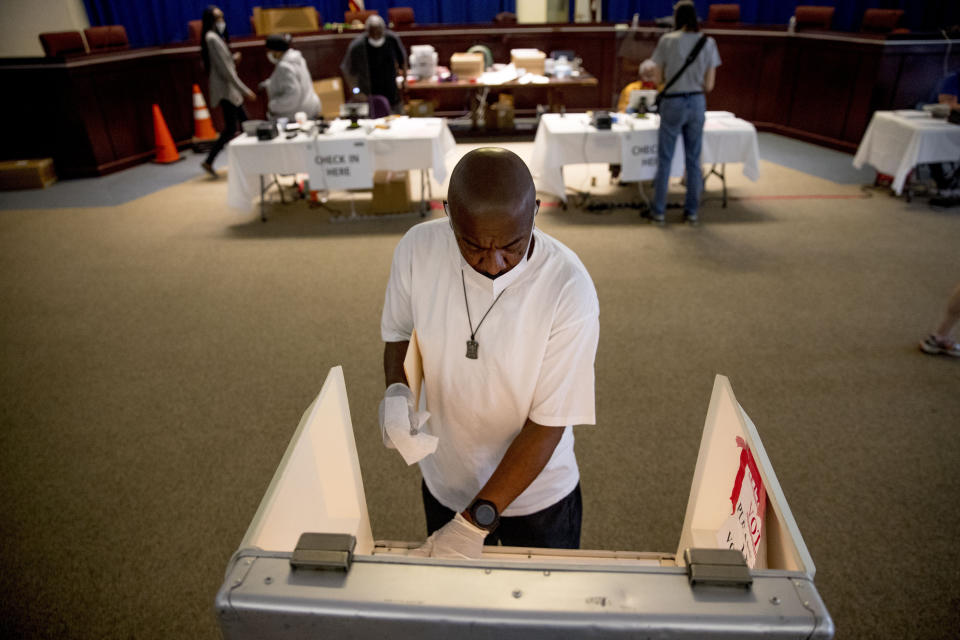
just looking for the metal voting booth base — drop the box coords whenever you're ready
[215,365,833,639]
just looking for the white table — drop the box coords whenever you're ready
[853,110,960,195]
[530,112,760,203]
[227,117,456,217]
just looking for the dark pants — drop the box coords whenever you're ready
[205,99,248,166]
[421,480,582,549]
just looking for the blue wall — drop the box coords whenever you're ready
[83,0,959,49]
[82,1,516,48]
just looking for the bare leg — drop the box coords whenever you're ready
[933,282,960,341]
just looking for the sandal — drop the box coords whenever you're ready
[919,335,960,357]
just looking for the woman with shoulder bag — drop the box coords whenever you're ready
[647,1,722,225]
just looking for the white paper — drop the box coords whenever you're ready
[384,396,437,465]
[306,136,373,191]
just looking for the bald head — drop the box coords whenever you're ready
[447,148,538,278]
[365,15,385,39]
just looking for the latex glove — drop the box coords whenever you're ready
[378,383,416,449]
[408,513,487,559]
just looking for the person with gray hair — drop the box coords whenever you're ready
[339,14,407,113]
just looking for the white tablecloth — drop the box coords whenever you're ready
[530,112,761,201]
[226,117,457,211]
[852,110,960,195]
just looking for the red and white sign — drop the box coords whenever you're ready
[715,437,767,568]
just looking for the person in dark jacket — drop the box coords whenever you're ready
[339,15,407,113]
[200,5,255,178]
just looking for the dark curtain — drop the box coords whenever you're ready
[83,0,516,48]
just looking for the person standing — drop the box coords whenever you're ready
[261,34,321,120]
[200,5,255,178]
[920,281,960,357]
[380,148,599,558]
[340,15,407,113]
[647,1,721,226]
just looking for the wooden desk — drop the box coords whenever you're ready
[1,23,956,177]
[405,73,598,114]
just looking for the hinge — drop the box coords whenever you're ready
[684,548,753,588]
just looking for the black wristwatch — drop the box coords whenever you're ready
[467,499,500,532]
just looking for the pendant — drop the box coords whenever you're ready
[466,339,479,359]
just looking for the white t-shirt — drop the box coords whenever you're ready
[381,218,599,516]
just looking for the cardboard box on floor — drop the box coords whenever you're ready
[0,158,57,190]
[215,365,832,638]
[405,99,435,117]
[313,78,344,121]
[370,170,411,214]
[486,93,514,130]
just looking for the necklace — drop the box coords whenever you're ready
[461,270,506,359]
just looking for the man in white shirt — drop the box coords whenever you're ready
[380,148,599,558]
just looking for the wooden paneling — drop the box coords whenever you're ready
[0,25,956,176]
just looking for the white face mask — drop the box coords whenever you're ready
[368,36,385,48]
[215,20,226,34]
[267,51,279,64]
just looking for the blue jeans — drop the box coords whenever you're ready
[652,93,706,216]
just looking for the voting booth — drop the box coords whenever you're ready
[215,366,833,638]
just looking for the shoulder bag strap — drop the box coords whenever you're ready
[656,34,709,104]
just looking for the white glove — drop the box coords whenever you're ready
[378,383,438,464]
[408,513,488,559]
[378,382,416,449]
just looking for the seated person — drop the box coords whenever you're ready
[261,34,321,120]
[617,59,659,113]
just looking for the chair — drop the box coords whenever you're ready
[494,12,518,26]
[344,10,379,25]
[84,25,129,52]
[368,95,391,119]
[188,20,202,44]
[793,6,835,31]
[861,9,906,34]
[388,7,415,28]
[39,31,87,57]
[707,4,740,25]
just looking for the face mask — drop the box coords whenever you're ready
[267,51,279,64]
[215,20,226,34]
[368,36,385,48]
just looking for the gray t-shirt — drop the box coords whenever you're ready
[651,31,721,94]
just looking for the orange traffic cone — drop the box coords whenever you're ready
[191,84,217,146]
[152,104,181,164]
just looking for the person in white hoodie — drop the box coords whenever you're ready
[261,34,321,120]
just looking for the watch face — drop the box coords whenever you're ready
[474,503,497,527]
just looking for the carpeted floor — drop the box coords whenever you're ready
[0,139,958,639]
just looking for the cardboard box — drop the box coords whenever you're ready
[313,77,344,121]
[485,94,515,130]
[0,158,57,190]
[253,7,319,35]
[370,170,411,214]
[405,99,435,117]
[450,52,485,80]
[510,48,546,75]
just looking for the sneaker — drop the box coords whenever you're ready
[642,211,666,226]
[201,161,217,178]
[919,335,960,357]
[683,212,700,226]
